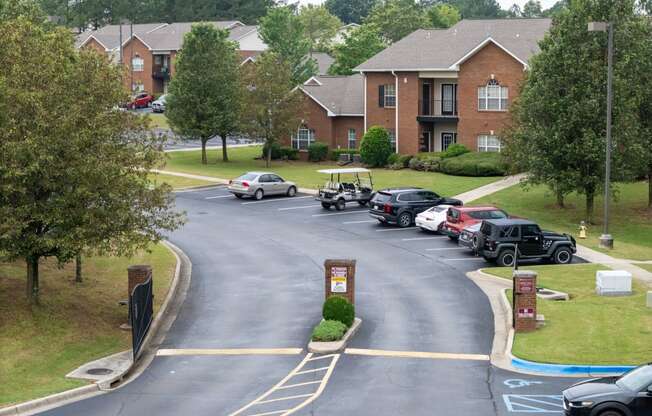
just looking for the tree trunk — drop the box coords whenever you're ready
[556,191,565,208]
[585,190,595,225]
[648,167,652,208]
[201,138,207,165]
[221,133,228,162]
[26,256,39,303]
[266,142,272,168]
[75,254,82,283]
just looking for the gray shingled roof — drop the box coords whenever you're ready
[355,18,551,71]
[300,74,364,116]
[76,21,246,51]
[310,52,334,75]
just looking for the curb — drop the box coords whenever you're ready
[0,240,192,416]
[308,318,362,354]
[510,356,635,376]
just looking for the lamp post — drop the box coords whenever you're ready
[588,21,614,249]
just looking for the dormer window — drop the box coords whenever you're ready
[478,79,508,111]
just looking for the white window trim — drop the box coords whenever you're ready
[347,128,356,149]
[478,84,508,111]
[132,56,144,72]
[384,84,396,108]
[292,127,315,150]
[477,134,502,152]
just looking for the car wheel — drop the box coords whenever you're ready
[254,189,264,200]
[472,236,479,253]
[597,411,624,416]
[553,247,573,264]
[335,199,346,211]
[397,212,412,228]
[286,186,297,197]
[321,202,331,209]
[497,249,516,267]
[234,194,243,199]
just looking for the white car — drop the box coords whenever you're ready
[415,204,452,232]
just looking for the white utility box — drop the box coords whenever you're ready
[596,270,632,296]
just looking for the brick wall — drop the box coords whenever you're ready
[396,72,419,154]
[365,72,396,134]
[457,42,524,151]
[82,38,107,55]
[333,117,364,150]
[122,37,153,93]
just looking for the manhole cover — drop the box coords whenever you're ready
[86,368,113,376]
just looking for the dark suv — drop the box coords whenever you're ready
[478,219,576,267]
[369,188,462,228]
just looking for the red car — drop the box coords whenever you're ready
[127,92,154,109]
[443,206,509,240]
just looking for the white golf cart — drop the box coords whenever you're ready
[316,168,374,210]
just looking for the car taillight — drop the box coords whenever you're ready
[242,181,249,188]
[384,204,392,214]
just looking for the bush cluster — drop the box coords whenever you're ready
[441,143,470,159]
[409,153,442,172]
[322,295,355,327]
[261,143,299,160]
[387,153,414,170]
[311,320,348,342]
[360,126,392,167]
[308,142,329,162]
[438,152,509,176]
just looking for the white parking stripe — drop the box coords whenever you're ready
[425,247,466,251]
[376,227,418,232]
[205,195,234,199]
[312,210,368,217]
[256,394,314,405]
[443,258,485,261]
[241,196,312,205]
[278,205,320,211]
[342,220,376,224]
[401,236,447,241]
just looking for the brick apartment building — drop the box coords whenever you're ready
[76,21,267,94]
[291,18,551,155]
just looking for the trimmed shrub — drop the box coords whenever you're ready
[386,153,400,165]
[262,142,282,160]
[311,320,348,342]
[359,126,392,167]
[439,152,509,176]
[280,146,299,160]
[329,149,358,161]
[415,152,443,160]
[441,143,470,159]
[409,154,441,171]
[398,154,413,168]
[308,142,329,162]
[322,295,355,327]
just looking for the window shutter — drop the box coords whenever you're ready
[378,85,385,108]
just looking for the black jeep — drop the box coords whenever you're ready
[478,219,576,267]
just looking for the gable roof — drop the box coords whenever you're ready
[310,52,335,75]
[299,74,364,116]
[355,18,551,72]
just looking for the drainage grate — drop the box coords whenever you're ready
[86,368,114,376]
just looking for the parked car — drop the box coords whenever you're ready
[152,94,167,113]
[316,168,374,211]
[477,219,576,267]
[227,172,297,200]
[369,188,462,228]
[562,362,652,416]
[443,206,509,240]
[415,205,453,233]
[127,92,154,109]
[458,222,483,254]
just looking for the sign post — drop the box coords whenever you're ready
[324,259,356,305]
[513,270,537,332]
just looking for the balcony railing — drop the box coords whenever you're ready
[419,99,458,117]
[152,66,170,80]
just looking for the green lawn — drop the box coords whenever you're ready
[164,145,502,196]
[635,263,652,273]
[145,113,169,130]
[0,244,176,406]
[148,173,215,190]
[473,182,652,261]
[484,264,652,365]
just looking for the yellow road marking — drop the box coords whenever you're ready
[344,348,490,361]
[156,348,303,356]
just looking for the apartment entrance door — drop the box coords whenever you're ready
[442,132,456,151]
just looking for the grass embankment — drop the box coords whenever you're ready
[473,182,652,261]
[145,113,169,130]
[164,145,501,196]
[484,264,652,365]
[148,173,215,190]
[0,244,176,406]
[635,263,652,273]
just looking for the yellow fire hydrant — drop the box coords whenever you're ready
[579,221,587,239]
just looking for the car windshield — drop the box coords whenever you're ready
[616,365,652,392]
[237,173,258,181]
[468,210,508,220]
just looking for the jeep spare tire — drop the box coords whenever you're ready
[497,249,516,267]
[553,247,573,264]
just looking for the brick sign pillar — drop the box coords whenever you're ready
[128,265,152,296]
[324,259,356,305]
[513,270,537,332]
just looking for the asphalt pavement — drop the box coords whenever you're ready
[38,186,581,416]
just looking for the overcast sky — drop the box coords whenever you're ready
[297,0,560,10]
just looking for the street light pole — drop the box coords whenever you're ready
[588,21,614,249]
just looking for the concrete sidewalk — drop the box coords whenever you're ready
[453,173,526,203]
[575,245,652,287]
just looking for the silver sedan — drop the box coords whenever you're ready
[227,172,297,200]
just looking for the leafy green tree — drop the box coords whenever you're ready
[1,0,46,22]
[522,0,543,17]
[329,24,386,75]
[242,52,303,168]
[507,3,522,17]
[0,16,183,302]
[503,0,645,223]
[365,0,429,43]
[325,0,377,24]
[427,3,460,28]
[167,23,242,164]
[444,0,501,18]
[259,6,317,85]
[543,0,569,17]
[298,4,342,54]
[360,126,392,167]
